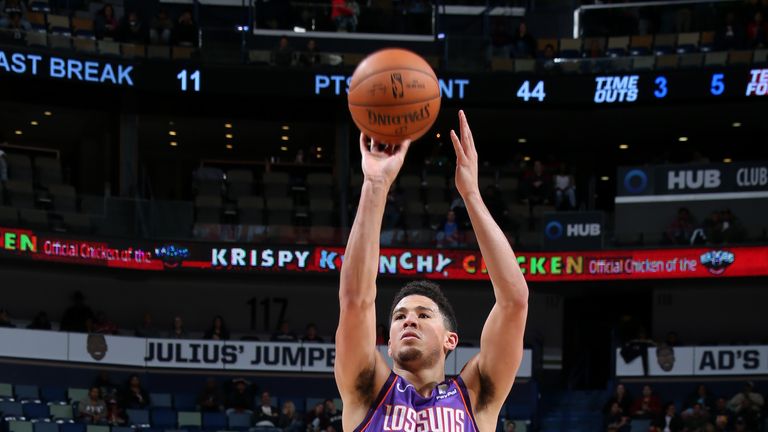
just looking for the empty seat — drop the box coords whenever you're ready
[48,404,73,421]
[59,424,84,432]
[237,196,265,225]
[699,31,715,51]
[558,38,581,58]
[195,167,224,196]
[98,40,120,56]
[629,35,653,56]
[309,198,334,226]
[147,45,170,59]
[13,385,39,402]
[704,51,727,67]
[406,229,436,247]
[47,15,71,35]
[582,37,605,57]
[73,37,96,53]
[19,209,48,229]
[26,12,46,31]
[49,184,77,212]
[0,383,13,400]
[606,36,629,57]
[34,157,63,187]
[403,202,425,229]
[9,421,33,432]
[306,172,334,198]
[309,226,336,244]
[490,58,514,71]
[177,411,202,428]
[49,35,71,50]
[125,409,150,426]
[33,423,58,432]
[227,412,252,429]
[679,53,703,69]
[5,154,33,181]
[0,206,19,226]
[172,46,195,59]
[173,393,197,411]
[728,50,753,65]
[195,196,222,224]
[227,169,254,200]
[151,408,177,428]
[25,31,47,47]
[85,426,107,432]
[0,401,24,417]
[28,1,49,13]
[676,32,699,53]
[150,393,173,409]
[21,403,48,420]
[202,412,227,430]
[399,175,422,202]
[655,54,679,70]
[71,17,94,38]
[262,172,290,198]
[426,201,451,227]
[61,213,91,233]
[424,175,446,202]
[121,43,145,58]
[514,59,535,73]
[265,197,293,224]
[66,388,88,404]
[653,34,676,54]
[632,56,655,70]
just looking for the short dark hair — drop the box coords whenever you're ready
[390,280,457,332]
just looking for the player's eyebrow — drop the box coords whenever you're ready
[392,306,435,316]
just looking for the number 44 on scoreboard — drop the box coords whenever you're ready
[516,80,546,102]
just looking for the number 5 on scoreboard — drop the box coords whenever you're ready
[517,80,546,102]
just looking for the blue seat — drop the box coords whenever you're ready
[202,412,227,430]
[151,394,173,409]
[41,388,67,404]
[14,386,40,402]
[111,427,134,432]
[126,409,150,426]
[59,424,85,432]
[22,403,49,420]
[0,400,24,417]
[173,393,196,411]
[152,408,177,429]
[33,423,59,432]
[227,412,252,430]
[630,419,651,432]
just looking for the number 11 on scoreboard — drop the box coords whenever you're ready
[516,80,546,102]
[177,69,201,92]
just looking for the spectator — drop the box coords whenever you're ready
[305,402,329,432]
[80,386,107,424]
[324,399,343,432]
[301,323,324,343]
[631,385,663,419]
[104,399,126,426]
[149,9,173,45]
[711,397,732,428]
[512,21,536,58]
[278,400,304,432]
[255,391,279,426]
[26,311,51,330]
[553,163,577,210]
[0,0,27,28]
[197,378,224,412]
[271,320,297,342]
[204,315,230,340]
[491,17,512,58]
[3,12,29,40]
[0,150,7,182]
[727,382,764,420]
[746,10,768,48]
[683,402,710,431]
[716,12,744,50]
[605,401,631,432]
[298,39,321,67]
[652,402,683,432]
[135,312,159,338]
[375,323,387,345]
[94,4,119,40]
[604,384,633,417]
[686,385,715,413]
[120,375,150,409]
[93,311,119,335]
[93,371,118,402]
[174,10,197,47]
[120,11,146,44]
[271,36,294,67]
[703,209,746,244]
[665,207,696,245]
[169,315,188,339]
[733,416,749,432]
[0,308,15,327]
[435,210,461,248]
[331,0,358,32]
[225,378,253,415]
[60,291,94,332]
[523,160,550,209]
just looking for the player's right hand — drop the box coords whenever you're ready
[359,132,411,188]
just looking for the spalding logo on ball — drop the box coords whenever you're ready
[348,48,441,143]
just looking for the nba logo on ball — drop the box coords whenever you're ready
[348,48,441,143]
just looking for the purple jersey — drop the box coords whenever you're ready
[354,372,479,432]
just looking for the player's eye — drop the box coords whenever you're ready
[394,314,405,320]
[419,313,430,319]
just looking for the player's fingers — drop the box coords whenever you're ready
[450,130,465,161]
[359,132,370,154]
[459,110,475,155]
[394,139,412,157]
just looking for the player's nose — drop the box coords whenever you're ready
[402,313,418,328]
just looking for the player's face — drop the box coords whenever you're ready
[388,295,458,367]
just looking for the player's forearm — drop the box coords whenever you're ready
[464,192,529,306]
[339,179,389,305]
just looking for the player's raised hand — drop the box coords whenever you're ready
[450,110,480,199]
[359,132,411,188]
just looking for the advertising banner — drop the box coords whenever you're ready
[616,345,768,376]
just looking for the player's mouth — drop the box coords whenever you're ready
[401,331,420,340]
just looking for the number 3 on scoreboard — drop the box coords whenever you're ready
[517,80,546,102]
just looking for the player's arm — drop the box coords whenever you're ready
[335,134,411,405]
[450,111,529,410]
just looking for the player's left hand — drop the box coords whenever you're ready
[450,110,480,199]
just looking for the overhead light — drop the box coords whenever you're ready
[678,136,688,142]
[281,125,290,131]
[224,123,232,129]
[723,158,732,163]
[293,26,306,33]
[280,146,288,151]
[43,111,52,116]
[30,121,38,126]
[523,156,531,161]
[168,130,177,136]
[281,136,289,141]
[518,138,527,144]
[437,33,446,40]
[14,130,22,135]
[436,133,441,138]
[226,144,233,150]
[169,141,178,147]
[225,133,233,139]
[619,144,629,149]
[316,147,322,152]
[600,176,610,181]
[317,154,322,159]
[732,122,741,128]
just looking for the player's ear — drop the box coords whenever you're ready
[444,331,458,351]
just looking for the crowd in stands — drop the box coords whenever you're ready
[665,207,747,245]
[603,382,765,432]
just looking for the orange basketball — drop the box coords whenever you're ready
[348,48,441,144]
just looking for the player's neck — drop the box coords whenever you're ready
[393,364,446,398]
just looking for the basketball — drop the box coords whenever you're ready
[348,48,441,144]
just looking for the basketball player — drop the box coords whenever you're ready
[336,110,529,431]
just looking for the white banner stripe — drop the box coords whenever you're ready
[616,191,768,204]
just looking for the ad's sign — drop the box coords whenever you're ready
[616,345,768,376]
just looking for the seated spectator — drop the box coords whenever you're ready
[0,0,27,28]
[733,416,749,432]
[197,378,224,412]
[278,400,304,432]
[120,375,150,409]
[174,10,197,46]
[727,382,763,428]
[746,11,767,48]
[522,160,551,209]
[271,320,297,342]
[225,378,253,415]
[93,311,119,335]
[605,401,630,432]
[271,36,294,67]
[553,163,577,210]
[0,150,7,182]
[331,0,358,32]
[149,9,173,45]
[686,384,715,413]
[436,210,461,248]
[169,315,188,339]
[604,383,633,417]
[324,399,342,432]
[94,4,119,40]
[254,391,279,426]
[93,371,118,401]
[305,402,329,432]
[26,311,51,330]
[665,207,695,245]
[79,386,107,424]
[716,12,744,50]
[204,315,230,340]
[630,385,662,419]
[3,12,30,40]
[652,402,683,432]
[134,312,159,338]
[682,402,710,431]
[703,209,746,244]
[301,323,324,343]
[491,16,512,58]
[104,399,126,426]
[120,11,146,44]
[711,397,732,429]
[298,39,321,67]
[0,308,15,327]
[511,21,535,58]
